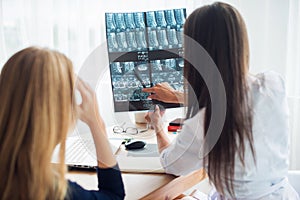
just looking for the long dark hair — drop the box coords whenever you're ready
[184,2,255,196]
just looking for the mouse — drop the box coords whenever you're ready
[125,140,146,150]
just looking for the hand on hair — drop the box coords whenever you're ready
[76,77,116,167]
[142,82,184,104]
[76,77,104,128]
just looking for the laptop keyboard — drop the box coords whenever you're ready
[65,138,95,163]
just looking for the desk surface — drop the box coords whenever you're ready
[67,169,209,200]
[67,110,209,199]
[66,170,175,200]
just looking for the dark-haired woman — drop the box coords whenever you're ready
[145,2,299,199]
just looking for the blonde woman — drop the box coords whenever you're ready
[0,47,125,200]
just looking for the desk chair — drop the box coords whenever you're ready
[141,169,207,200]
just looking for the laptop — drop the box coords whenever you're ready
[52,132,165,173]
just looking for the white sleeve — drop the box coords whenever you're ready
[256,71,286,93]
[160,111,205,176]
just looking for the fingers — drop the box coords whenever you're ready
[160,82,173,90]
[144,105,165,132]
[154,105,165,116]
[142,82,170,93]
[154,105,160,113]
[77,78,93,93]
[152,105,162,118]
[75,77,85,93]
[76,77,94,102]
[75,77,92,116]
[147,94,158,100]
[142,87,155,93]
[159,108,166,116]
[144,112,151,123]
[142,83,164,93]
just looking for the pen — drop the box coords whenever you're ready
[148,63,153,87]
[134,68,146,88]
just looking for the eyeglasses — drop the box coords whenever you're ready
[113,123,149,135]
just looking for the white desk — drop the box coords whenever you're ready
[66,108,211,199]
[66,168,208,200]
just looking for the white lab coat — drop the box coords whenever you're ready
[160,71,299,199]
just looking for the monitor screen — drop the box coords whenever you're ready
[105,8,186,112]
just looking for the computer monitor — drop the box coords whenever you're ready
[105,8,186,112]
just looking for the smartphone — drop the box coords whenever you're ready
[169,118,185,126]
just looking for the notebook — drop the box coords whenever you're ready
[52,135,164,173]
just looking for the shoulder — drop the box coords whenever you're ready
[248,71,289,120]
[248,71,286,94]
[180,109,205,140]
[183,109,205,128]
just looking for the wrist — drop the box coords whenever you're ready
[173,91,184,104]
[152,119,165,134]
[88,117,106,135]
[155,127,165,135]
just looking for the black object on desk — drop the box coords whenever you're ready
[125,140,146,150]
[169,118,185,126]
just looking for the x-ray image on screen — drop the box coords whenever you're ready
[105,8,186,112]
[106,12,147,52]
[150,58,184,92]
[146,9,185,50]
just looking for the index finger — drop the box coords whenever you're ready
[75,77,85,92]
[142,87,155,93]
[76,77,92,90]
[75,77,90,101]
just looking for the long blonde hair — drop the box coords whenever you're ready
[0,47,76,199]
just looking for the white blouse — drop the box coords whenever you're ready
[160,71,299,199]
